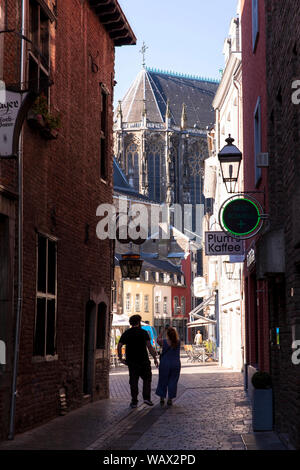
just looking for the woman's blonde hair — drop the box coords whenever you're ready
[167,327,179,349]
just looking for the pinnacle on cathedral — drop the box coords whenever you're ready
[113,67,219,211]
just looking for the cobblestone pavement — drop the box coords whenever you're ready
[102,359,252,451]
[0,355,253,451]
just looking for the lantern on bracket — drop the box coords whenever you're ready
[218,135,242,194]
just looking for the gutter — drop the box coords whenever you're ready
[8,0,25,440]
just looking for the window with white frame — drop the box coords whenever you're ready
[33,234,57,356]
[126,293,131,311]
[174,296,179,314]
[144,295,149,312]
[181,297,186,315]
[252,0,259,51]
[145,271,149,282]
[163,297,168,314]
[254,97,262,184]
[155,296,160,313]
[155,272,159,283]
[135,294,141,312]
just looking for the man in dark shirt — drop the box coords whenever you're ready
[118,314,158,408]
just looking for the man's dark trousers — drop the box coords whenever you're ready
[128,361,152,404]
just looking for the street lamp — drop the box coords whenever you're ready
[223,261,235,280]
[119,252,143,279]
[218,134,242,194]
[223,261,241,281]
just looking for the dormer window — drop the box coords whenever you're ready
[145,271,149,281]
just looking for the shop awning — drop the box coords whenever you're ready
[112,313,130,327]
[188,295,215,319]
[187,294,216,328]
[187,315,217,328]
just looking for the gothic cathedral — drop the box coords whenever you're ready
[114,67,219,213]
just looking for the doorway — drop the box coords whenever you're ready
[83,301,96,395]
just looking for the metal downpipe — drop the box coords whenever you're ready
[8,0,25,440]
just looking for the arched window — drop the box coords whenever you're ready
[181,297,186,315]
[147,142,163,202]
[96,302,107,349]
[126,144,139,191]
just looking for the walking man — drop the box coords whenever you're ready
[118,315,159,408]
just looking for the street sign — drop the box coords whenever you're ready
[205,231,244,256]
[193,277,209,298]
[221,198,261,237]
[0,90,36,158]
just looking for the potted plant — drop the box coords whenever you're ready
[27,94,61,140]
[251,371,273,431]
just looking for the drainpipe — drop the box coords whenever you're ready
[8,0,25,440]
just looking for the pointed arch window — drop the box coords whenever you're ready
[147,142,163,202]
[126,143,139,191]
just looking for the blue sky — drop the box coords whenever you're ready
[114,0,238,106]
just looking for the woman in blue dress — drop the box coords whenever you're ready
[156,327,181,406]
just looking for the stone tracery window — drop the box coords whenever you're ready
[126,143,139,191]
[147,141,163,202]
[189,151,204,205]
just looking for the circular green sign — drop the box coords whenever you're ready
[222,198,261,236]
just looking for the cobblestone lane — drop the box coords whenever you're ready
[102,359,252,451]
[0,356,253,451]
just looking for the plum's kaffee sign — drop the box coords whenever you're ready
[205,231,245,256]
[0,89,36,158]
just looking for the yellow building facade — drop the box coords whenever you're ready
[123,280,155,325]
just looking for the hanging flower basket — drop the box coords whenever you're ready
[27,94,61,141]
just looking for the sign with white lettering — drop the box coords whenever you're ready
[0,90,36,158]
[246,247,255,270]
[0,91,22,156]
[193,277,209,298]
[205,231,244,256]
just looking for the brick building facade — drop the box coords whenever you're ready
[241,0,300,449]
[0,0,135,440]
[241,0,270,378]
[264,0,300,449]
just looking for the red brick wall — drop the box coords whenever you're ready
[241,0,269,373]
[265,0,300,449]
[1,0,116,437]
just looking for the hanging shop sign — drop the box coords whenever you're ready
[0,90,36,158]
[218,195,265,239]
[193,276,210,298]
[246,247,256,270]
[205,231,244,256]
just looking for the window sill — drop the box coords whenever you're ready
[32,354,58,363]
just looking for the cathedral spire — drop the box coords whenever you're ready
[181,103,187,129]
[116,100,123,128]
[139,41,148,69]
